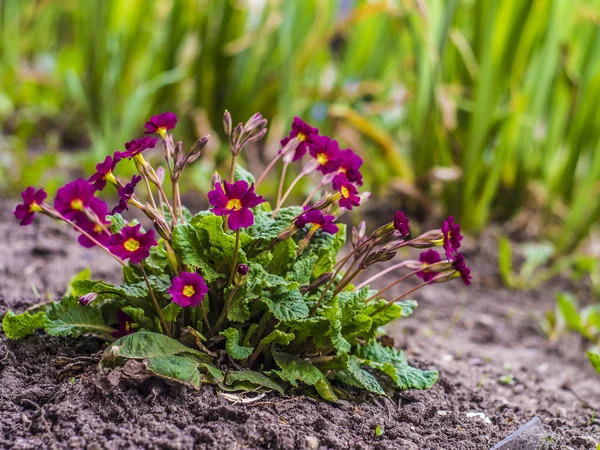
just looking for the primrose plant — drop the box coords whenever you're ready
[4,111,472,399]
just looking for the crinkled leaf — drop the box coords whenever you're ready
[327,355,385,395]
[322,298,351,354]
[102,330,208,364]
[219,328,254,360]
[356,340,438,390]
[227,370,284,394]
[270,238,297,276]
[145,242,170,273]
[2,310,48,339]
[122,306,156,331]
[259,330,295,347]
[171,223,222,283]
[162,303,182,322]
[162,204,193,224]
[146,355,202,389]
[363,300,405,336]
[262,288,309,322]
[288,255,318,285]
[310,225,346,278]
[272,351,337,401]
[246,207,302,240]
[234,164,256,184]
[109,213,126,233]
[190,213,252,266]
[44,296,114,338]
[200,363,225,383]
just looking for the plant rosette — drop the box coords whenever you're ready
[3,111,472,400]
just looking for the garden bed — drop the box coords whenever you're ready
[0,200,598,450]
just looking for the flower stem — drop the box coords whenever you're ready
[255,152,283,188]
[369,278,436,317]
[60,217,126,267]
[229,154,237,183]
[140,265,171,337]
[228,229,241,285]
[302,181,324,207]
[364,269,422,302]
[248,310,271,367]
[276,162,289,206]
[213,284,240,335]
[199,300,213,336]
[354,261,412,290]
[272,171,304,218]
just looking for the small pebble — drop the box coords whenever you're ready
[305,435,320,449]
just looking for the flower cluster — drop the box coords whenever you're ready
[8,109,473,402]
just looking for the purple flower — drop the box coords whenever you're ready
[168,271,208,308]
[14,187,47,226]
[144,112,178,138]
[332,173,361,210]
[310,136,341,174]
[295,209,338,234]
[452,253,472,286]
[442,216,463,260]
[394,210,410,236]
[207,180,264,230]
[338,149,363,185]
[121,136,158,159]
[77,200,111,248]
[112,175,142,214]
[88,152,122,191]
[54,179,97,221]
[107,224,157,264]
[237,264,249,276]
[416,249,441,282]
[112,310,135,339]
[79,292,98,306]
[280,117,319,162]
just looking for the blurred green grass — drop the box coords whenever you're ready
[1,0,599,252]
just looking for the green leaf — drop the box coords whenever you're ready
[272,351,337,401]
[102,330,208,364]
[587,349,600,376]
[162,303,182,322]
[200,363,225,383]
[356,340,438,390]
[2,310,48,339]
[121,306,156,331]
[270,238,297,276]
[259,330,295,347]
[288,255,318,285]
[45,296,114,338]
[556,292,581,330]
[262,288,309,322]
[219,328,254,360]
[327,354,385,395]
[234,164,256,184]
[109,213,126,233]
[322,298,351,354]
[145,242,170,273]
[498,235,514,287]
[171,223,222,283]
[246,207,302,240]
[227,370,285,394]
[310,225,346,278]
[146,355,202,389]
[64,268,92,296]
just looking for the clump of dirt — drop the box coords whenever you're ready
[0,201,598,449]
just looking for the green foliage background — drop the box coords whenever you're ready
[1,0,600,251]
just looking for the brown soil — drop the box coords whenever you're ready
[0,200,598,450]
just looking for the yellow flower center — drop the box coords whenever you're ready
[94,224,103,233]
[124,238,140,252]
[183,285,195,297]
[317,153,328,165]
[125,322,131,332]
[340,186,350,198]
[339,167,347,174]
[297,132,306,141]
[226,198,242,211]
[157,127,167,139]
[29,202,43,213]
[71,199,84,211]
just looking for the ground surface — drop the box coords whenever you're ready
[0,200,599,450]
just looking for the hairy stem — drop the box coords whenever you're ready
[61,217,126,267]
[255,152,284,188]
[228,229,241,286]
[140,265,171,337]
[272,171,304,218]
[354,261,412,290]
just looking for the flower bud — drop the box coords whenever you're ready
[79,292,98,306]
[237,264,249,276]
[224,110,232,136]
[300,272,333,294]
[409,230,444,248]
[244,112,265,132]
[277,225,298,241]
[363,249,397,267]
